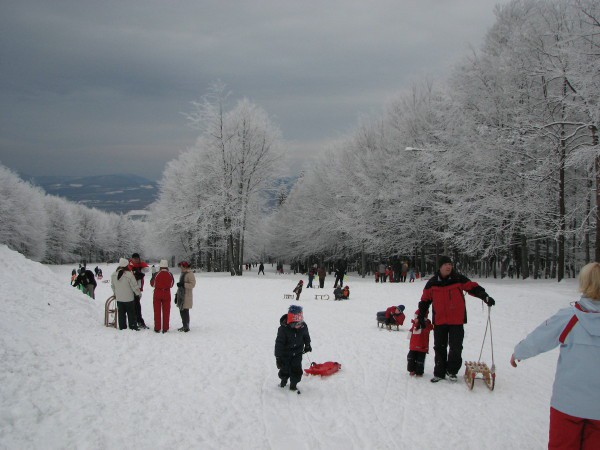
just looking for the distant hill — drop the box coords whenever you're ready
[28,174,158,214]
[27,173,298,215]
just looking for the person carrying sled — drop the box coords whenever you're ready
[341,285,350,299]
[150,259,174,333]
[510,262,600,449]
[72,266,97,299]
[293,280,303,300]
[385,305,406,328]
[128,253,150,329]
[407,309,433,377]
[274,305,312,392]
[175,261,196,332]
[111,258,141,331]
[417,256,495,383]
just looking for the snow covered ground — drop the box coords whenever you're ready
[0,245,578,449]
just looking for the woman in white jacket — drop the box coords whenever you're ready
[111,258,142,331]
[511,262,600,449]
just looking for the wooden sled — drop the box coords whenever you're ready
[315,294,330,300]
[304,361,341,376]
[283,294,295,299]
[464,361,495,391]
[104,295,118,328]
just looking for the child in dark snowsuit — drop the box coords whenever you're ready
[407,309,434,377]
[293,280,303,300]
[333,286,343,300]
[274,305,312,391]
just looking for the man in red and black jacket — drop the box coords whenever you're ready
[417,256,495,383]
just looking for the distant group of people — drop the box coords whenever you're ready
[106,253,196,333]
[375,262,415,283]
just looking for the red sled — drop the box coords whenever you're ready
[304,361,341,376]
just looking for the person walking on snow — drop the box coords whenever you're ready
[111,258,141,331]
[407,309,433,377]
[175,261,196,332]
[293,280,303,300]
[417,256,495,383]
[258,262,265,275]
[317,266,326,289]
[511,262,600,449]
[275,305,312,392]
[150,259,174,333]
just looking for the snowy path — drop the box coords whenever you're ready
[0,247,577,449]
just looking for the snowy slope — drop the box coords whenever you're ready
[0,245,578,449]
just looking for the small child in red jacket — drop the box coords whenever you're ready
[385,305,405,328]
[407,309,434,377]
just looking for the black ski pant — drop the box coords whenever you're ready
[134,295,145,326]
[319,277,325,288]
[180,308,190,330]
[407,350,427,376]
[117,301,138,330]
[333,275,343,288]
[433,324,464,378]
[278,354,303,388]
[258,268,265,275]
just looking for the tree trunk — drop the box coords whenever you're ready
[521,234,529,280]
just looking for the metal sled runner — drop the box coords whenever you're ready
[104,295,117,328]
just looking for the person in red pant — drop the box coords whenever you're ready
[150,259,174,333]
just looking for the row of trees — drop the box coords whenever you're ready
[267,0,600,281]
[0,164,146,264]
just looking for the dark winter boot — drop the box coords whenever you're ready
[279,378,288,388]
[289,383,298,391]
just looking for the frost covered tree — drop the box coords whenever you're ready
[149,83,283,274]
[0,164,47,261]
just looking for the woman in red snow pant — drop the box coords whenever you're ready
[549,407,600,449]
[150,264,174,333]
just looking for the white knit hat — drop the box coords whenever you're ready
[159,259,168,268]
[118,258,129,267]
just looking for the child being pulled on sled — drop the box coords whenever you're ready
[293,280,304,300]
[407,309,434,377]
[385,305,406,328]
[274,305,312,392]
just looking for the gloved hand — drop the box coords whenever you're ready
[417,315,426,330]
[177,282,183,288]
[484,296,495,307]
[303,344,312,353]
[276,357,283,369]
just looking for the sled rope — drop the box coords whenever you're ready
[477,305,494,367]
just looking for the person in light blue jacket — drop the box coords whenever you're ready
[511,262,600,449]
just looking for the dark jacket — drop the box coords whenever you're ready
[419,270,487,325]
[73,269,97,288]
[274,314,311,359]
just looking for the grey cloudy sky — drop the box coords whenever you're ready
[0,0,509,180]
